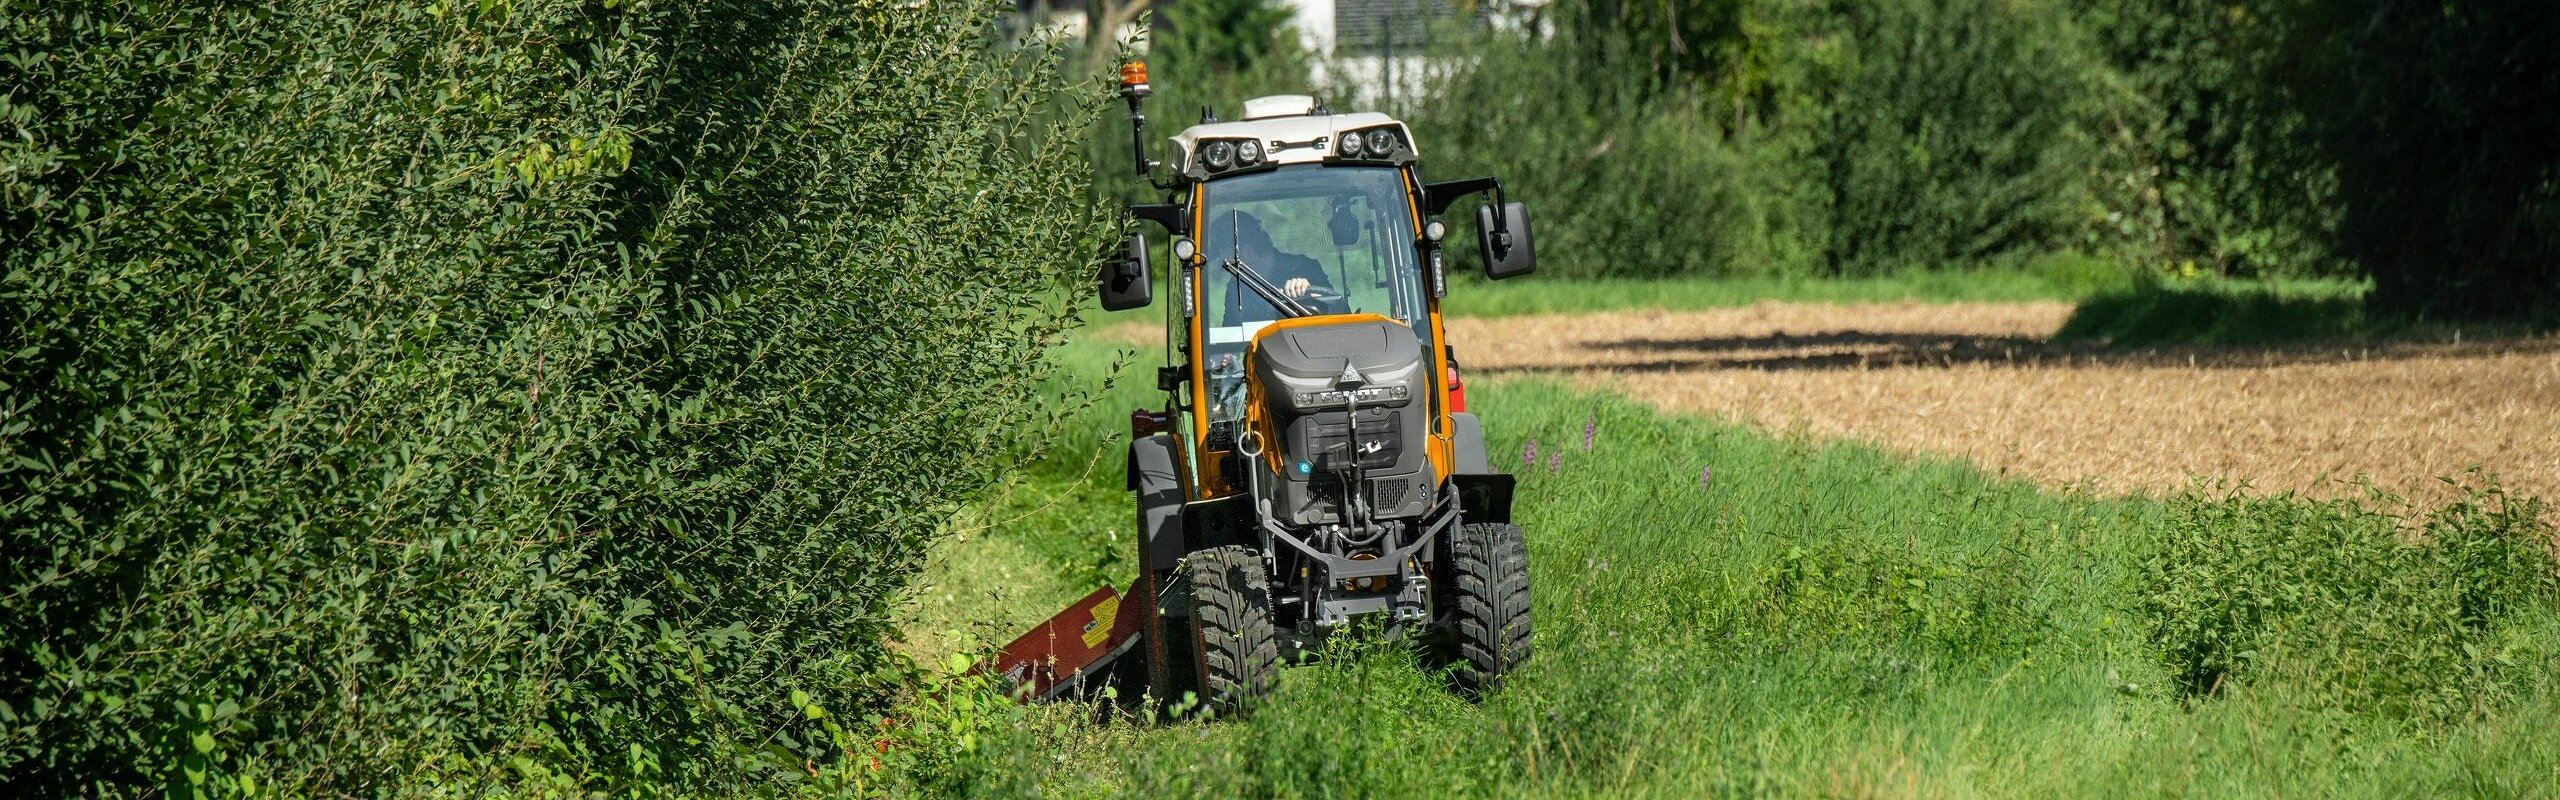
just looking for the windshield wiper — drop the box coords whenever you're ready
[1219,210,1315,319]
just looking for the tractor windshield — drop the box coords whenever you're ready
[1197,166,1431,427]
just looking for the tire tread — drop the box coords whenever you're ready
[1184,545,1279,714]
[1448,522,1532,696]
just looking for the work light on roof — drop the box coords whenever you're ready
[1238,139,1265,166]
[1202,140,1235,170]
[1337,134,1364,158]
[1365,129,1396,156]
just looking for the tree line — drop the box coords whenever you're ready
[1119,0,2559,321]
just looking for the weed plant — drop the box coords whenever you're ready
[2143,478,2558,721]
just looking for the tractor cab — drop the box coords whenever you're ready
[1185,133,1435,459]
[994,62,1537,714]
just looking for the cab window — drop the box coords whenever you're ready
[1195,166,1430,427]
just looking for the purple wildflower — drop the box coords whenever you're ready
[1699,465,1714,489]
[1523,437,1538,469]
[1548,451,1562,474]
[1583,415,1596,450]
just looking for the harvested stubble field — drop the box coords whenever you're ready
[1442,301,2560,503]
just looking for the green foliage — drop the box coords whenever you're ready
[2141,479,2559,720]
[2078,0,2345,279]
[1561,0,1757,92]
[1417,0,2130,279]
[1421,35,1826,279]
[832,653,1028,797]
[2274,0,2560,319]
[0,0,1106,793]
[1083,3,1314,211]
[1407,0,2554,315]
[1813,0,2122,275]
[1155,0,1309,81]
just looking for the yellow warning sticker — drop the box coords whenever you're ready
[1083,595,1120,649]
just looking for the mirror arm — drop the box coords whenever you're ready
[1422,176,1504,217]
[1128,203,1187,236]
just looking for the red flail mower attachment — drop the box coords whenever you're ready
[982,585,1145,701]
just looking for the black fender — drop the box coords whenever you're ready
[1446,412,1512,524]
[1451,473,1515,525]
[1449,412,1493,475]
[1128,434,1186,575]
[1127,433,1193,695]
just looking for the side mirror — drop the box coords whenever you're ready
[1474,201,1536,280]
[1098,232,1153,311]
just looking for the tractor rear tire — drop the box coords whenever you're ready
[1184,545,1279,715]
[1447,521,1532,697]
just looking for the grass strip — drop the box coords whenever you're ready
[900,338,2559,799]
[1440,270,2094,318]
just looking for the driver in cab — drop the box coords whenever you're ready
[1217,211,1333,323]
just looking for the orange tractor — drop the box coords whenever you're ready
[991,63,1537,713]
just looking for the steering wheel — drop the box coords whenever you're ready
[1299,287,1348,316]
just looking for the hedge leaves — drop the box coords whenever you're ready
[2,0,1107,793]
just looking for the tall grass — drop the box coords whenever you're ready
[905,337,2560,797]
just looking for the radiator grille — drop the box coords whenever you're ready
[1370,477,1408,511]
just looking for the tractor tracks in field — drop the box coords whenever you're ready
[1446,301,2560,505]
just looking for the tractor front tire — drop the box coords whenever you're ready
[1184,545,1279,715]
[1448,522,1532,697]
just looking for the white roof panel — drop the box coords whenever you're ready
[1167,110,1415,173]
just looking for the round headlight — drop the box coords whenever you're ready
[1173,237,1197,261]
[1424,220,1446,242]
[1238,139,1264,165]
[1336,134,1363,158]
[1365,129,1396,156]
[1202,140,1235,170]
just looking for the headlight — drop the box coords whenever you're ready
[1336,134,1363,158]
[1293,384,1410,407]
[1365,129,1396,156]
[1202,140,1235,170]
[1238,139,1264,165]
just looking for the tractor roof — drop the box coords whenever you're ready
[1167,95,1415,177]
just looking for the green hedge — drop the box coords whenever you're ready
[1418,0,2130,279]
[1397,0,2554,318]
[1,0,1105,793]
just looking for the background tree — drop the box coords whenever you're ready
[2287,0,2560,319]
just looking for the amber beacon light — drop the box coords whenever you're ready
[1118,61,1154,176]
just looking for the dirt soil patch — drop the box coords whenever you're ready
[1449,301,2560,503]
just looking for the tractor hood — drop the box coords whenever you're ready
[1248,317,1433,525]
[1249,319,1424,414]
